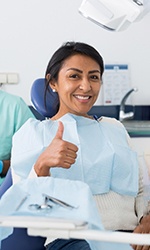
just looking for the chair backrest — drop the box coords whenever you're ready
[1,228,46,250]
[30,78,59,118]
[0,168,12,199]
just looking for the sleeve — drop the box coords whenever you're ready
[14,97,35,132]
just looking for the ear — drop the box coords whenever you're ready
[46,73,50,81]
[49,78,58,92]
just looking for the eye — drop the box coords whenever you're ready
[69,74,80,79]
[90,75,100,81]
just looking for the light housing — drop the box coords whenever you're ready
[79,0,150,31]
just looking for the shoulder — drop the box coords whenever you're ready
[98,116,128,133]
[0,90,22,104]
[98,116,123,127]
[14,118,44,133]
[0,91,31,113]
[12,119,54,155]
[13,118,53,139]
[98,116,131,144]
[0,90,30,107]
[0,90,20,103]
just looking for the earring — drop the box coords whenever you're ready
[52,89,56,92]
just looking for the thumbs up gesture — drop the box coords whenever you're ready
[34,121,78,176]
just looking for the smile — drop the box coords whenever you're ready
[74,95,91,100]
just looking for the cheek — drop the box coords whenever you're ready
[93,84,101,94]
[60,82,76,93]
[57,85,72,97]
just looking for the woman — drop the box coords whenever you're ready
[11,42,148,250]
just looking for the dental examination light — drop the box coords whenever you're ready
[79,0,150,31]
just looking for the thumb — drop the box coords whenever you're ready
[54,121,64,140]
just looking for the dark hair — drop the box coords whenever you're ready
[45,41,104,81]
[44,41,104,115]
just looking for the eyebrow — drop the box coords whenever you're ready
[67,68,101,74]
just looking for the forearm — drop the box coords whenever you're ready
[34,157,51,177]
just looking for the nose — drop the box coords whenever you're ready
[79,78,91,92]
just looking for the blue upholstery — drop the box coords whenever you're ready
[1,229,46,250]
[0,168,12,199]
[31,78,59,118]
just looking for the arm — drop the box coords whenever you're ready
[131,159,150,250]
[131,215,150,250]
[11,120,78,183]
[34,121,78,176]
[122,126,148,250]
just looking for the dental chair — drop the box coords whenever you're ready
[31,78,59,118]
[1,79,150,249]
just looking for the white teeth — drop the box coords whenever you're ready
[75,95,89,100]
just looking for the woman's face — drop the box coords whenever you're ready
[50,54,102,117]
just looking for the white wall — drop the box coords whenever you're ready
[0,0,150,105]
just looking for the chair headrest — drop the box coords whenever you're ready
[31,78,59,118]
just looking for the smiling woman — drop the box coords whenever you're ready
[9,41,149,250]
[49,54,102,119]
[45,41,104,120]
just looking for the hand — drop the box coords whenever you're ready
[0,160,10,176]
[34,121,78,176]
[131,215,150,250]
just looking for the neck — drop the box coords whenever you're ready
[51,112,97,121]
